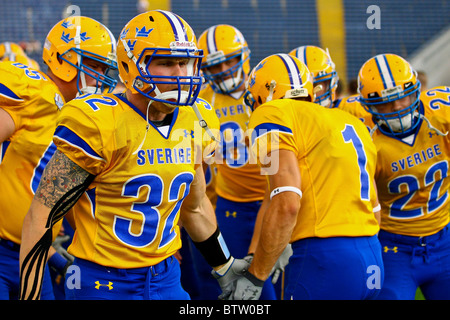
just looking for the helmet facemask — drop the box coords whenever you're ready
[202,49,250,94]
[122,39,203,107]
[313,70,338,107]
[73,25,117,95]
[66,49,118,95]
[43,19,118,96]
[360,81,421,137]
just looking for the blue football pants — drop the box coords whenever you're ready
[0,240,55,300]
[285,235,384,300]
[64,256,189,300]
[377,224,450,300]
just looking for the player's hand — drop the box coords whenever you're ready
[211,257,250,300]
[270,244,292,284]
[231,270,264,300]
[49,235,74,275]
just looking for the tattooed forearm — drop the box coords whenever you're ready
[35,150,91,209]
[20,150,94,299]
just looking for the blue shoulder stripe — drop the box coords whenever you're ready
[0,83,23,101]
[251,123,293,145]
[1,141,10,163]
[54,126,104,161]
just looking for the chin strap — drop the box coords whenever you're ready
[266,80,277,103]
[419,114,448,136]
[132,99,153,155]
[369,123,379,137]
[74,26,89,96]
[190,102,220,143]
[370,113,448,138]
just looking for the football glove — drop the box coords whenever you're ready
[49,235,74,276]
[211,257,250,300]
[231,270,264,300]
[270,244,292,284]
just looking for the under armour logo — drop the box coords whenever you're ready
[429,131,438,138]
[243,286,260,300]
[95,281,113,290]
[226,211,237,218]
[184,130,194,138]
[383,246,398,253]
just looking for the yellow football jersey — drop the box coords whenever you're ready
[336,94,375,131]
[249,99,380,242]
[200,85,266,202]
[373,86,450,236]
[0,61,64,244]
[53,93,220,268]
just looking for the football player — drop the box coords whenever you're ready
[358,53,450,299]
[0,16,117,300]
[19,10,248,300]
[229,53,383,300]
[0,41,40,70]
[289,46,376,132]
[288,45,339,108]
[335,93,376,131]
[181,24,276,300]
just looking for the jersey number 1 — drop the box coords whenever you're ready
[342,125,370,200]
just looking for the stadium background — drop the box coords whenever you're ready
[0,0,449,93]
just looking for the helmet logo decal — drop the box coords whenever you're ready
[249,61,265,88]
[61,20,73,29]
[127,40,137,51]
[61,31,91,44]
[254,61,265,72]
[61,31,74,43]
[170,41,197,50]
[381,85,403,98]
[120,28,129,39]
[135,26,153,37]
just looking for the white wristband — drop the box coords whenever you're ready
[214,256,234,276]
[373,204,381,213]
[270,186,302,200]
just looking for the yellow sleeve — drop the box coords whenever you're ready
[0,62,36,130]
[53,100,108,175]
[248,102,298,166]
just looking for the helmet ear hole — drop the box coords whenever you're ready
[121,61,129,73]
[257,96,263,105]
[56,53,64,65]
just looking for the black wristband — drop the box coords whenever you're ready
[244,270,265,287]
[192,227,231,267]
